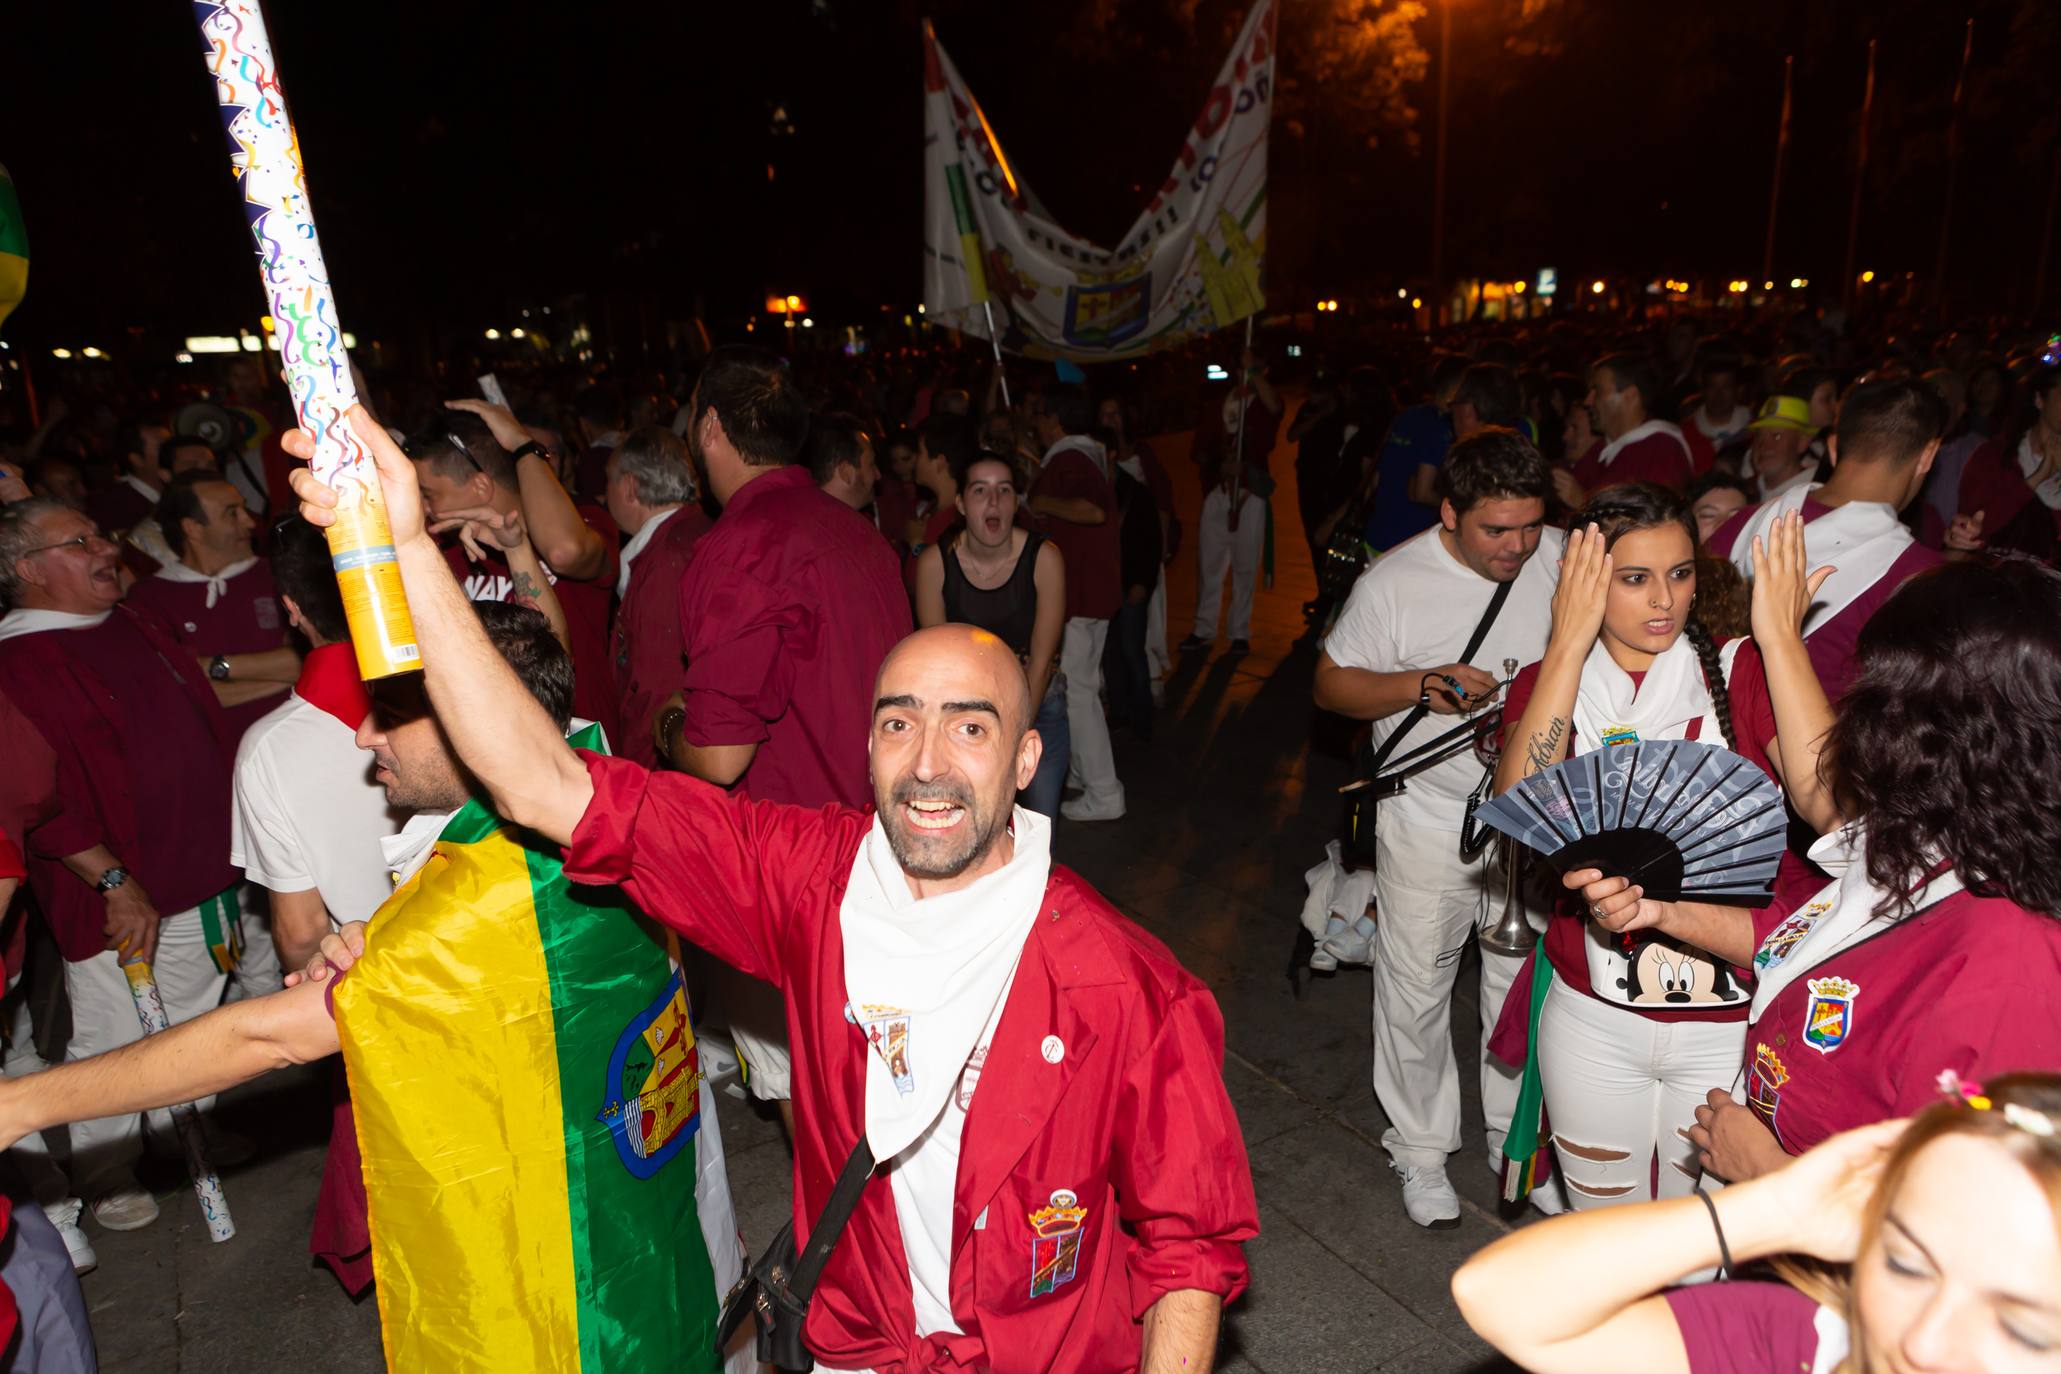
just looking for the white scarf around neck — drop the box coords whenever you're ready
[153,555,258,610]
[1041,434,1110,482]
[1727,483,1912,636]
[0,607,112,644]
[841,806,1051,1161]
[616,506,679,598]
[2017,432,2061,510]
[1571,634,1737,753]
[1597,418,1691,470]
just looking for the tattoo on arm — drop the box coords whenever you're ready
[509,570,543,609]
[1523,717,1567,777]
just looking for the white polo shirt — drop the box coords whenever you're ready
[230,644,402,925]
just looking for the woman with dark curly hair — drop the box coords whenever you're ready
[1492,483,1840,1210]
[1570,556,2061,1185]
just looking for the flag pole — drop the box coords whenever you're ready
[1841,39,1878,315]
[981,299,1012,409]
[1930,18,1974,318]
[1760,55,1793,289]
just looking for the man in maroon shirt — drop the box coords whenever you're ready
[1709,377,1946,702]
[86,420,173,538]
[805,411,883,514]
[1560,353,1693,506]
[404,404,623,742]
[658,344,912,1112]
[125,471,300,745]
[1028,386,1127,822]
[603,426,711,768]
[0,499,245,1234]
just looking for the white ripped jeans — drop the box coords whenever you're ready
[1537,976,1743,1208]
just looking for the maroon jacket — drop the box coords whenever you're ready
[611,505,713,768]
[566,754,1257,1373]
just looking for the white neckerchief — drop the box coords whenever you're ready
[124,519,177,570]
[840,806,1051,1162]
[1571,634,1734,751]
[616,506,680,598]
[1758,459,1820,502]
[1728,484,1912,636]
[1747,825,1965,1020]
[2016,432,2061,510]
[1041,434,1110,483]
[1116,454,1145,483]
[380,809,455,887]
[151,555,259,610]
[1597,419,1691,470]
[119,473,162,504]
[1692,404,1751,444]
[0,607,112,644]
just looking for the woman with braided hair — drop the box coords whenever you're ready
[1489,482,1839,1211]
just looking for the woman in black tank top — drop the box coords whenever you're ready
[912,451,1071,817]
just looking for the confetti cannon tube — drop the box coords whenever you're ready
[120,960,236,1243]
[192,1,420,680]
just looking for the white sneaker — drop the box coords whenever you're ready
[45,1199,97,1274]
[1309,916,1348,971]
[1060,796,1126,823]
[1391,1161,1461,1229]
[90,1184,160,1232]
[1527,1173,1569,1216]
[1321,913,1378,967]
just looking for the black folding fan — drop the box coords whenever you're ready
[1470,739,1787,907]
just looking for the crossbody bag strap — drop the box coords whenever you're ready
[1361,576,1516,778]
[788,1137,878,1304]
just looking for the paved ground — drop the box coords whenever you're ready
[70,399,1523,1373]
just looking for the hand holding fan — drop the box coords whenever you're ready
[1470,740,1787,907]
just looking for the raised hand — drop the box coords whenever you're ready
[429,504,529,563]
[1754,1117,1906,1260]
[285,406,428,549]
[443,398,529,452]
[1547,523,1612,652]
[1944,509,1986,554]
[1748,510,1835,645]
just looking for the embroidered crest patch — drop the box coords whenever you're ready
[1597,723,1640,748]
[1803,977,1860,1055]
[1755,899,1833,971]
[1749,1042,1789,1128]
[856,1003,916,1096]
[1029,1189,1089,1297]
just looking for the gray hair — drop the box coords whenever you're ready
[0,497,70,596]
[614,426,698,507]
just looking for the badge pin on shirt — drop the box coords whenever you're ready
[856,1003,916,1096]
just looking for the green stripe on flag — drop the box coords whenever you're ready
[0,167,27,261]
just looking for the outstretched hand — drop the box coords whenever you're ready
[1548,523,1612,652]
[285,406,428,550]
[1748,510,1835,645]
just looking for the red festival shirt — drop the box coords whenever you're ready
[563,754,1256,1374]
[611,505,713,769]
[125,559,290,746]
[1570,430,1693,496]
[1031,446,1121,621]
[676,465,912,810]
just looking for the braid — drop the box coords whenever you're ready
[1683,617,1736,749]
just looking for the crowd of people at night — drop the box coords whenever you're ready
[0,297,2053,1372]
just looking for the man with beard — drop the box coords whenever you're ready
[282,406,1257,1373]
[659,344,912,1120]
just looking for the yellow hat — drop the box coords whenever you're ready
[1749,394,1815,434]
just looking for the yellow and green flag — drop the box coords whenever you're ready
[335,726,736,1373]
[0,163,26,331]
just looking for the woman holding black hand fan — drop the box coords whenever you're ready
[1567,554,2061,1186]
[1490,483,1839,1210]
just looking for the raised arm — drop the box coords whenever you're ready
[1494,526,1609,794]
[287,407,594,844]
[445,399,606,582]
[1026,542,1066,708]
[1746,512,1840,835]
[428,503,573,655]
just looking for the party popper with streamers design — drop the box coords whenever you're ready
[121,959,235,1243]
[191,1,420,679]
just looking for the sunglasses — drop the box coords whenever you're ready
[402,427,484,475]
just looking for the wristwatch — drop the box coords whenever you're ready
[96,866,130,895]
[510,440,551,465]
[207,654,231,681]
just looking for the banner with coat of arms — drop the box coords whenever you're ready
[921,2,1275,361]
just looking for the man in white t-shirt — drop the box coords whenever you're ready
[1315,428,1563,1228]
[230,521,402,969]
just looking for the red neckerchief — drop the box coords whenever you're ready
[294,642,372,732]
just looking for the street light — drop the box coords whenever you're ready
[1590,280,1606,295]
[484,328,501,340]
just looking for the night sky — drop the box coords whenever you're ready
[4,0,2054,360]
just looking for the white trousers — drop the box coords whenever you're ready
[62,906,230,1196]
[1371,818,1529,1169]
[1060,617,1124,811]
[1537,975,1744,1208]
[1192,488,1266,642]
[3,979,71,1211]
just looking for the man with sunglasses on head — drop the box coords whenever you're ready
[402,403,623,742]
[0,499,247,1238]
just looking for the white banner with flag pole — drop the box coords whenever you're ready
[922,2,1275,362]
